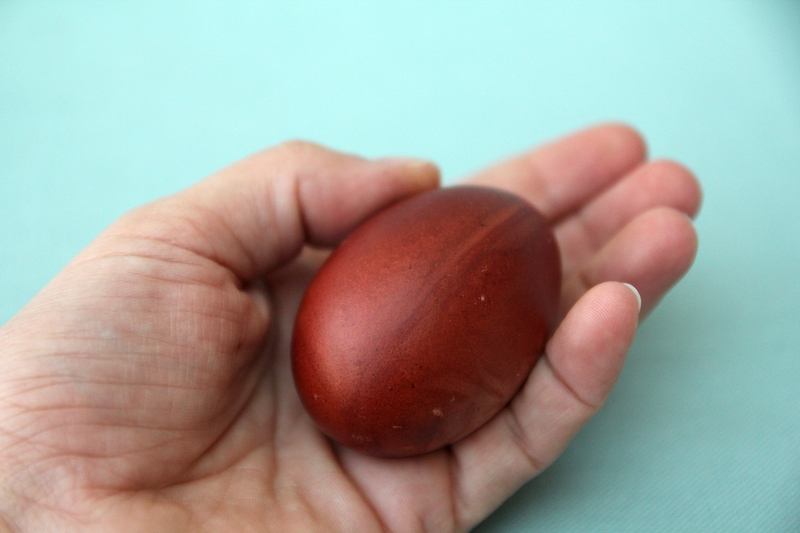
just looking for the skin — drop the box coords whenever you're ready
[0,124,701,532]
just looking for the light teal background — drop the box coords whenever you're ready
[2,1,799,531]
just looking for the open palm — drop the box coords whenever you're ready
[0,125,700,532]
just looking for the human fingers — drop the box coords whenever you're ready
[561,207,698,318]
[101,142,440,282]
[449,282,641,528]
[468,123,646,221]
[556,159,702,275]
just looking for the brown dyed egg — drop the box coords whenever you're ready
[291,185,561,457]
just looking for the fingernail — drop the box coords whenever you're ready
[375,157,441,188]
[622,283,642,312]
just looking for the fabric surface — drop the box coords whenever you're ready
[2,1,799,531]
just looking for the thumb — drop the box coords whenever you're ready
[102,141,440,281]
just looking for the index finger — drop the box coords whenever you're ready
[468,123,647,221]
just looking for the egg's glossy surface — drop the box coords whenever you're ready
[291,185,561,457]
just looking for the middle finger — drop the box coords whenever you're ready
[555,159,702,275]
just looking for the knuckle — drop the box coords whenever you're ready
[271,139,324,158]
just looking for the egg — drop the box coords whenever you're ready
[291,185,561,457]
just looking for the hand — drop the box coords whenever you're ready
[0,125,700,533]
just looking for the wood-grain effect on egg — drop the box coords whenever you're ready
[292,186,561,457]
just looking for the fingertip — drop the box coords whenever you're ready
[548,281,641,407]
[579,281,642,343]
[647,158,704,219]
[596,122,648,162]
